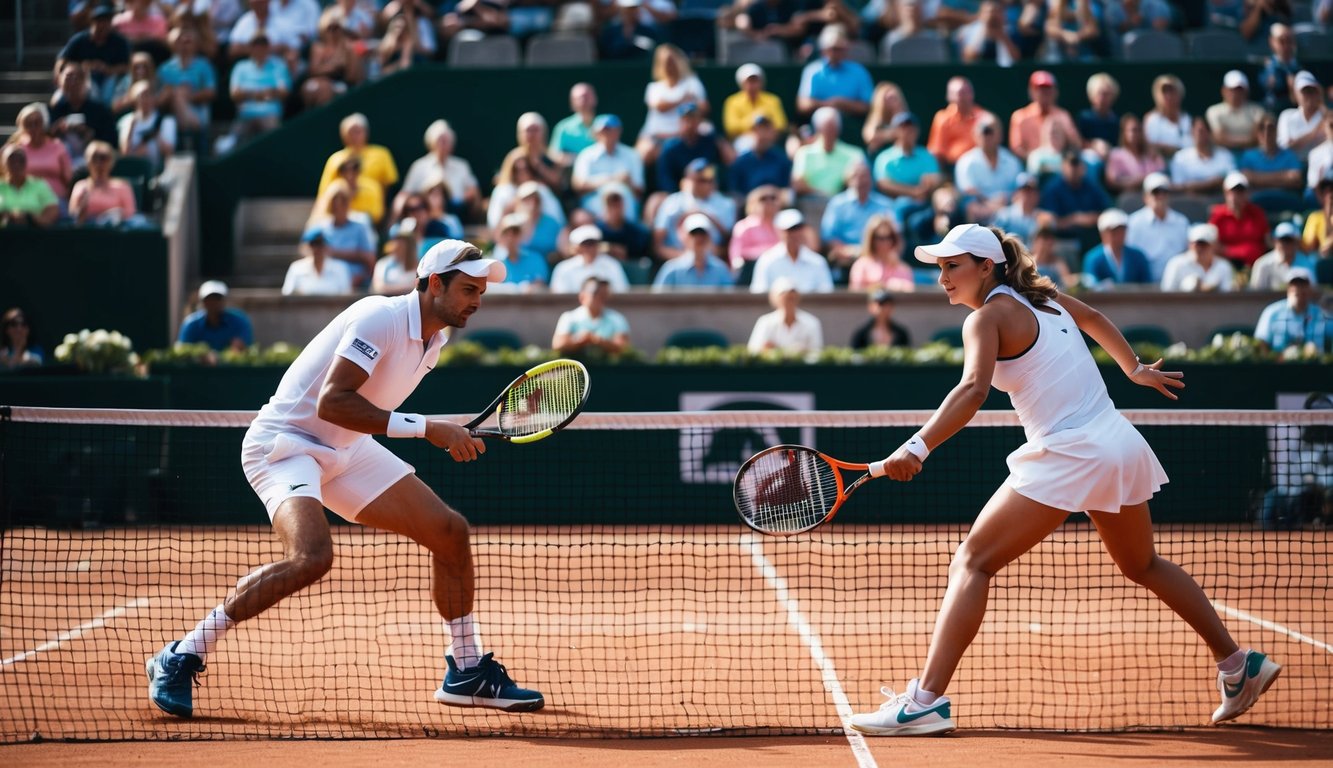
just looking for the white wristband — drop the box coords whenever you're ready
[901,432,930,462]
[868,460,887,478]
[386,411,427,438]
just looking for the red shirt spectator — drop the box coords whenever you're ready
[1009,70,1082,161]
[1209,172,1270,267]
[927,77,995,166]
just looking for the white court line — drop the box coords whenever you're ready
[745,536,877,768]
[1212,600,1333,655]
[1,597,150,666]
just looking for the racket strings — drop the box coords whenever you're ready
[498,364,588,437]
[735,448,840,534]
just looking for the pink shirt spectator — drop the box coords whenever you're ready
[1105,147,1165,190]
[19,139,72,201]
[113,10,169,42]
[729,216,780,269]
[849,258,915,293]
[69,178,137,221]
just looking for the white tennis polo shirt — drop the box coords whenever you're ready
[248,293,448,449]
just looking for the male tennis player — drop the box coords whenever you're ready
[848,224,1278,735]
[147,240,545,717]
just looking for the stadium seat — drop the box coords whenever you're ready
[1121,325,1173,348]
[720,39,788,66]
[716,28,747,63]
[1120,30,1185,61]
[679,0,730,15]
[464,328,525,350]
[524,33,596,66]
[880,35,951,64]
[448,36,522,68]
[1316,257,1333,285]
[930,327,964,347]
[668,14,717,59]
[796,195,829,231]
[622,257,655,286]
[663,328,731,349]
[1172,194,1218,224]
[1116,190,1145,214]
[846,39,876,64]
[1294,27,1332,58]
[1184,28,1248,60]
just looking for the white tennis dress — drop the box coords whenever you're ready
[986,285,1168,512]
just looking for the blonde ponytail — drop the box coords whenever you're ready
[988,226,1058,305]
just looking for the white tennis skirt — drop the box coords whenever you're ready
[1004,407,1168,513]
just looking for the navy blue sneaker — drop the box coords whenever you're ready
[145,642,205,718]
[434,652,544,712]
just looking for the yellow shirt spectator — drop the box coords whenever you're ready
[723,80,788,140]
[319,144,398,199]
[1302,210,1330,256]
[346,173,385,225]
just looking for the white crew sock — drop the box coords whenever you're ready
[1218,648,1247,676]
[175,604,235,660]
[911,679,940,707]
[446,614,484,670]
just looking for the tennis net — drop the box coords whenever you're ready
[2,406,1330,740]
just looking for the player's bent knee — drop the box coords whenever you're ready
[292,544,335,584]
[1115,553,1158,585]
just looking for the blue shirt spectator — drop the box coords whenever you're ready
[873,142,941,196]
[1255,268,1331,352]
[178,281,253,352]
[797,27,874,117]
[729,115,792,196]
[595,188,654,262]
[1082,243,1153,286]
[652,235,735,290]
[157,30,216,130]
[1239,145,1303,176]
[1039,153,1111,226]
[320,216,377,259]
[229,49,290,122]
[1258,29,1302,111]
[820,187,897,248]
[495,246,551,289]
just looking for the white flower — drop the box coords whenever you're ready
[55,343,71,360]
[78,329,91,341]
[63,333,78,345]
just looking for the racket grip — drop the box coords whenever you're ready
[868,460,888,478]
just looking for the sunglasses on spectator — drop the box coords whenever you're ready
[980,125,996,134]
[91,153,112,161]
[873,233,898,242]
[404,204,425,212]
[759,195,777,202]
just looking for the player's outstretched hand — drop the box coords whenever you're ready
[426,420,487,462]
[1128,358,1185,401]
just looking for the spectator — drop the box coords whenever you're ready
[1039,149,1109,233]
[1104,113,1165,195]
[1240,112,1306,216]
[572,115,644,219]
[388,193,447,256]
[1161,223,1236,292]
[399,120,480,221]
[552,277,631,357]
[1126,172,1191,282]
[1077,72,1120,162]
[653,159,737,260]
[57,4,130,104]
[318,113,398,204]
[907,183,967,246]
[487,213,551,292]
[488,155,565,232]
[723,64,788,144]
[227,35,290,144]
[730,115,793,196]
[0,146,60,229]
[957,0,1020,65]
[1250,222,1316,290]
[282,229,354,296]
[309,179,377,285]
[331,0,379,39]
[796,24,873,119]
[178,280,254,353]
[1031,225,1075,288]
[652,214,735,290]
[885,0,940,46]
[657,104,732,194]
[372,226,420,294]
[550,225,631,293]
[1257,23,1301,112]
[795,0,864,45]
[229,0,302,64]
[69,140,137,225]
[598,0,658,62]
[326,155,384,226]
[1261,391,1333,531]
[158,26,216,154]
[0,308,43,370]
[926,76,995,167]
[1169,119,1235,195]
[636,44,709,164]
[991,171,1047,244]
[955,116,1021,220]
[1210,172,1271,268]
[747,277,824,356]
[1082,208,1153,288]
[1144,75,1192,157]
[10,104,72,205]
[730,185,784,271]
[513,181,562,257]
[821,161,897,276]
[377,6,436,75]
[750,209,835,294]
[863,82,910,157]
[272,0,322,49]
[872,112,941,223]
[595,187,654,264]
[598,0,678,37]
[1303,174,1333,259]
[1024,119,1074,177]
[1104,0,1172,34]
[301,10,364,110]
[502,112,562,193]
[792,107,865,197]
[117,80,176,175]
[50,62,117,168]
[737,0,812,51]
[1276,71,1326,163]
[1235,0,1293,42]
[1009,70,1081,162]
[550,83,600,166]
[1254,267,1329,353]
[1303,111,1333,198]
[849,214,914,293]
[1044,0,1106,61]
[850,289,911,349]
[1207,70,1265,153]
[113,0,169,47]
[110,51,161,117]
[437,0,506,46]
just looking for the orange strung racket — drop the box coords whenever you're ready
[733,445,876,536]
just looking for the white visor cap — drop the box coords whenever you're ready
[913,223,1005,264]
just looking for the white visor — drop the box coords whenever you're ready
[417,239,508,283]
[913,223,1005,264]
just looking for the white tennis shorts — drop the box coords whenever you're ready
[241,431,414,522]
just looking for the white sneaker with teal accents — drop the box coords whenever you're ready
[848,679,956,736]
[1212,650,1281,724]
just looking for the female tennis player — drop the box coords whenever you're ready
[849,224,1279,736]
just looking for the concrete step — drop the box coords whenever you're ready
[0,20,74,45]
[0,71,56,90]
[0,46,66,71]
[236,243,300,272]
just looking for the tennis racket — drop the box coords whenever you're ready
[463,358,591,444]
[733,445,876,536]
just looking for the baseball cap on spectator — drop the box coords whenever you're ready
[1274,221,1299,240]
[251,33,270,46]
[769,276,798,297]
[1029,70,1056,88]
[499,213,526,232]
[751,114,772,128]
[592,114,621,132]
[1287,266,1314,284]
[198,280,229,300]
[1015,172,1038,189]
[516,180,543,199]
[681,102,701,119]
[774,209,805,230]
[301,228,327,245]
[871,289,896,305]
[735,63,764,87]
[683,213,713,235]
[417,240,507,282]
[1318,171,1333,191]
[818,24,847,51]
[685,157,715,178]
[1189,223,1218,244]
[570,224,603,244]
[616,0,641,7]
[1143,172,1171,193]
[889,112,918,129]
[914,223,1005,264]
[1223,171,1249,190]
[1294,71,1320,91]
[1223,70,1249,90]
[1097,208,1129,232]
[91,3,115,19]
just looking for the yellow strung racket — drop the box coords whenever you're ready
[464,359,591,444]
[733,445,876,536]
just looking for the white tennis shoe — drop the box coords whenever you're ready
[1211,650,1281,724]
[848,679,956,736]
